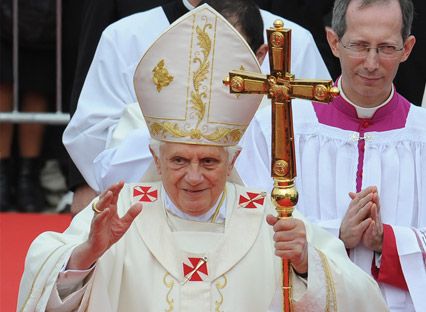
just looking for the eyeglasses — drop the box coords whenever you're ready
[339,41,404,59]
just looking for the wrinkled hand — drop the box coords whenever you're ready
[361,190,383,252]
[339,186,375,249]
[266,215,308,274]
[67,181,142,270]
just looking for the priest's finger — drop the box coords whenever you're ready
[353,201,373,224]
[370,203,379,222]
[372,191,381,212]
[355,192,374,210]
[356,217,372,234]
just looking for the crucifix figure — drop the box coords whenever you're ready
[224,20,339,312]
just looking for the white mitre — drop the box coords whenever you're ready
[133,3,263,147]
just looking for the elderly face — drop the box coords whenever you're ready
[152,142,234,216]
[326,0,415,107]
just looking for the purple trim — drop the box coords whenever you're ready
[313,90,411,192]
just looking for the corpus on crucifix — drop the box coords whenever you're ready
[224,19,339,312]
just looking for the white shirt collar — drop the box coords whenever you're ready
[338,78,394,118]
[163,186,227,223]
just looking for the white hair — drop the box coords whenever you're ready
[149,138,241,163]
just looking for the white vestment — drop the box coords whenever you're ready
[62,5,330,193]
[237,99,426,311]
[18,182,386,311]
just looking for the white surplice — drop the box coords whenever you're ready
[18,182,387,312]
[62,5,330,193]
[237,99,426,311]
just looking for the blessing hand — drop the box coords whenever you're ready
[67,181,142,270]
[266,215,308,275]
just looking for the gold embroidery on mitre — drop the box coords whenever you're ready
[214,275,228,312]
[163,272,175,312]
[148,120,244,144]
[146,13,246,145]
[202,127,243,142]
[152,59,174,92]
[318,250,337,312]
[191,20,212,128]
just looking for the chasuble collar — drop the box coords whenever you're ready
[163,186,227,223]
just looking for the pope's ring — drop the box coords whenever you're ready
[92,201,102,214]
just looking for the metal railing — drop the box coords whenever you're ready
[0,0,70,125]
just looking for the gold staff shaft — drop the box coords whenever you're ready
[268,22,295,312]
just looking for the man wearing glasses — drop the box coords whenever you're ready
[237,0,425,311]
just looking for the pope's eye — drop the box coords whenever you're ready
[202,158,219,167]
[171,157,187,166]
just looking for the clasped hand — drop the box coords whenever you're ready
[339,186,383,252]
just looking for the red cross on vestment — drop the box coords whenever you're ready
[182,257,208,282]
[133,185,158,202]
[239,192,266,209]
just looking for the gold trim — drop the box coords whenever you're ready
[20,245,65,311]
[191,18,213,128]
[148,121,244,144]
[210,187,226,223]
[202,127,243,142]
[152,60,174,92]
[214,275,228,312]
[318,250,337,312]
[163,272,175,312]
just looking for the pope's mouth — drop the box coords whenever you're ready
[183,188,207,193]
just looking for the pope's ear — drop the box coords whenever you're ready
[227,149,241,175]
[326,26,340,58]
[149,146,161,174]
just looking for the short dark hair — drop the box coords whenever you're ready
[332,0,414,40]
[200,0,264,53]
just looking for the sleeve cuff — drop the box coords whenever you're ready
[371,224,408,290]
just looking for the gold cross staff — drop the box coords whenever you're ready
[224,20,339,312]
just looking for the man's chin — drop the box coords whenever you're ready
[180,202,210,216]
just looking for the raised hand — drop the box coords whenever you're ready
[266,215,308,275]
[67,181,143,270]
[339,186,375,249]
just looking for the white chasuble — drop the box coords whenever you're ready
[18,182,387,311]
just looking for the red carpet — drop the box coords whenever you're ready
[0,213,72,311]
